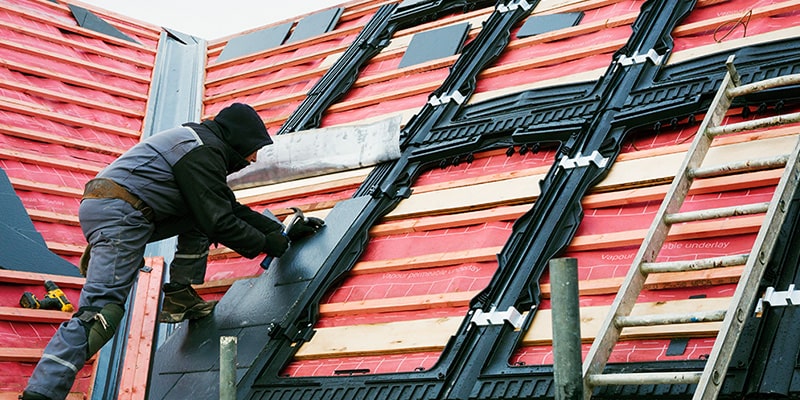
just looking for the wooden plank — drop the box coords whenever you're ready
[384,134,796,220]
[9,177,83,198]
[673,2,800,38]
[371,169,781,236]
[0,347,45,362]
[356,214,763,275]
[26,209,80,226]
[119,257,164,400]
[0,39,150,84]
[351,246,501,275]
[0,122,126,157]
[319,291,480,317]
[0,393,84,400]
[0,78,144,118]
[0,148,104,176]
[370,204,532,236]
[0,2,157,54]
[0,19,153,69]
[385,174,541,220]
[322,264,745,316]
[668,25,800,66]
[0,306,71,323]
[522,297,728,345]
[0,98,141,139]
[568,214,763,251]
[235,168,370,205]
[0,270,84,287]
[45,241,85,257]
[297,297,727,359]
[294,316,462,360]
[0,58,148,103]
[539,265,746,298]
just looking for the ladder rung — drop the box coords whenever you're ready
[641,254,748,274]
[615,309,725,328]
[664,202,769,224]
[726,73,800,98]
[707,112,800,137]
[689,154,788,179]
[586,371,702,386]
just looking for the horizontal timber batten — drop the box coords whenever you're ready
[296,297,728,360]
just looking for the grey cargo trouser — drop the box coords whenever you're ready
[26,198,209,399]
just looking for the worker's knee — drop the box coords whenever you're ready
[74,303,125,359]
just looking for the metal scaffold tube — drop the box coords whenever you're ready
[550,257,583,400]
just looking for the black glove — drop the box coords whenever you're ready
[286,216,325,242]
[263,231,289,257]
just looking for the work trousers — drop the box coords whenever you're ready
[26,198,209,399]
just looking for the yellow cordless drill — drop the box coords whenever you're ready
[20,280,74,313]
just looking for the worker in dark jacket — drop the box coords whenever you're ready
[22,103,289,400]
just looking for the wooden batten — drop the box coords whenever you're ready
[296,297,728,360]
[0,98,142,139]
[0,123,126,157]
[118,257,164,400]
[0,19,153,69]
[0,2,158,52]
[0,59,148,103]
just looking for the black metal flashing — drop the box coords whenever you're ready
[67,5,138,44]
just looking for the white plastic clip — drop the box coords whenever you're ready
[618,48,664,66]
[471,306,524,329]
[756,284,800,315]
[558,150,609,170]
[428,90,466,106]
[497,0,532,13]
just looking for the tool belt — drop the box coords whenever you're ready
[82,178,155,222]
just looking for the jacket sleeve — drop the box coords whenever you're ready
[232,203,284,235]
[172,147,267,259]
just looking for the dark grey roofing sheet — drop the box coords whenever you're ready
[286,8,343,43]
[68,5,139,43]
[516,12,584,39]
[398,22,470,69]
[217,22,293,62]
[0,168,79,276]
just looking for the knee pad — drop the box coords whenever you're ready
[75,303,124,359]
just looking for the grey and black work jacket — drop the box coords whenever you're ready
[96,105,282,259]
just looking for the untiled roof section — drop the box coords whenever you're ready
[0,1,159,395]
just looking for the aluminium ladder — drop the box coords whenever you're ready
[582,55,800,400]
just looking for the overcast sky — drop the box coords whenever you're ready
[80,0,346,39]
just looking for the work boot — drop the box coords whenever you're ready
[159,283,217,323]
[19,391,50,400]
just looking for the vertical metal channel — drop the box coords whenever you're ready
[90,28,206,400]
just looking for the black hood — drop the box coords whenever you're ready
[190,103,272,172]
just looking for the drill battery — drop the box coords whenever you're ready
[20,280,74,313]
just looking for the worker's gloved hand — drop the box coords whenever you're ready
[286,216,325,242]
[263,231,289,257]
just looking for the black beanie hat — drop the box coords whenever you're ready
[210,103,272,158]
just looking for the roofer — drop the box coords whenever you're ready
[22,103,292,400]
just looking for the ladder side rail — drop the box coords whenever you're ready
[693,135,800,400]
[725,73,800,98]
[582,70,736,397]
